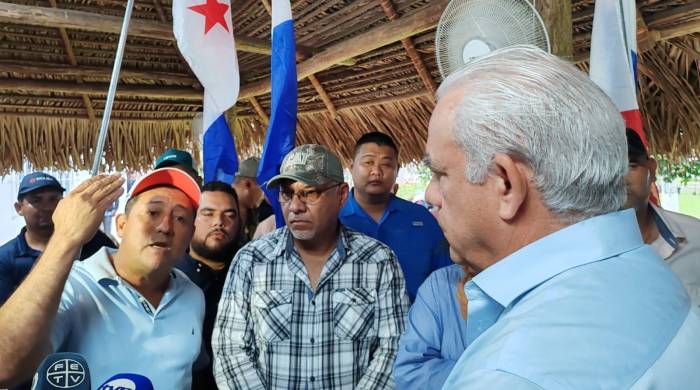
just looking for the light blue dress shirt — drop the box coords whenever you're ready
[443,209,700,389]
[51,248,205,388]
[394,265,468,389]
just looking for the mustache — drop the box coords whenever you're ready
[287,214,311,223]
[206,228,229,238]
[147,234,171,246]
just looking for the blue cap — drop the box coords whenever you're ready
[18,172,65,198]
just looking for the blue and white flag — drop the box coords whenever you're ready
[257,0,298,227]
[173,0,240,183]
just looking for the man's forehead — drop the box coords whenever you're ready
[137,187,193,209]
[199,191,238,209]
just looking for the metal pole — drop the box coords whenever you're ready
[91,0,136,175]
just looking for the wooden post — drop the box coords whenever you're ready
[534,0,573,60]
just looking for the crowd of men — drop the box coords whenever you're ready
[0,46,699,389]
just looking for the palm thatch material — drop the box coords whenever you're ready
[0,0,698,173]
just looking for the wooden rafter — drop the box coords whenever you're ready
[248,96,270,125]
[0,61,199,84]
[151,0,167,23]
[0,1,342,60]
[47,0,95,120]
[240,0,449,98]
[377,0,437,97]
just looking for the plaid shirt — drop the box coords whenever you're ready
[212,225,408,389]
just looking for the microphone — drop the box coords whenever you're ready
[97,373,154,390]
[31,352,90,390]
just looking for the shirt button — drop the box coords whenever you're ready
[311,300,316,305]
[310,377,315,382]
[310,337,315,343]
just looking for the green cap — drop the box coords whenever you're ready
[267,144,344,188]
[155,148,196,172]
[236,157,260,178]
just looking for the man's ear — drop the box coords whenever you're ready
[14,201,22,215]
[490,154,530,221]
[115,213,128,239]
[338,183,350,206]
[647,157,658,184]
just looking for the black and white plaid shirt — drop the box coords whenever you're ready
[212,225,409,389]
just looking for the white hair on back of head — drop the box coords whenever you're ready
[436,45,627,222]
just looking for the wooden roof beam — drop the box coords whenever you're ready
[574,13,700,62]
[239,0,449,99]
[0,61,199,84]
[248,97,270,125]
[645,2,700,27]
[378,0,437,97]
[47,0,95,120]
[0,1,348,61]
[0,79,202,100]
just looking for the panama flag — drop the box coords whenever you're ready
[589,0,648,146]
[257,0,298,228]
[173,0,240,183]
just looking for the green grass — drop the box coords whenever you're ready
[396,182,421,201]
[679,189,700,219]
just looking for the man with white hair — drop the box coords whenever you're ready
[422,46,700,388]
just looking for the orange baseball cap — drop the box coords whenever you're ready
[129,168,201,209]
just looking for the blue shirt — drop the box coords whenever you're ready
[443,209,700,389]
[394,265,468,389]
[340,190,451,301]
[0,227,116,304]
[51,248,205,388]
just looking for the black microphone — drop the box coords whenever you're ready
[30,352,90,390]
[96,373,154,390]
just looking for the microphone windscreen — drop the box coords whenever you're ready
[96,373,155,390]
[31,352,90,390]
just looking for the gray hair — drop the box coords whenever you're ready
[436,45,627,221]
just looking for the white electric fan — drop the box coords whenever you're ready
[435,0,551,80]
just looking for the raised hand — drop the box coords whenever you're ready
[52,174,125,248]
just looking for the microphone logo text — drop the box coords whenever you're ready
[46,359,86,388]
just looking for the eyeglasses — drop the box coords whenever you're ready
[278,183,341,204]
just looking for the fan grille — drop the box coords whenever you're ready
[436,0,551,80]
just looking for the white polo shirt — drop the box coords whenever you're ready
[51,247,205,388]
[650,204,700,306]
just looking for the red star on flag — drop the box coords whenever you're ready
[188,0,230,34]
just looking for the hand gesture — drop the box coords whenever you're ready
[52,174,125,247]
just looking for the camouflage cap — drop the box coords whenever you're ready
[267,144,344,188]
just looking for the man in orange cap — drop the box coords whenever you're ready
[0,169,205,389]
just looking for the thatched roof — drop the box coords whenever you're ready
[0,0,698,174]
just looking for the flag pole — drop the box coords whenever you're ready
[90,0,136,176]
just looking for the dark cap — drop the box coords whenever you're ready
[626,128,648,162]
[18,172,65,198]
[267,144,344,188]
[236,157,260,178]
[154,148,197,172]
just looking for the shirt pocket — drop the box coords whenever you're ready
[332,288,376,340]
[253,290,292,343]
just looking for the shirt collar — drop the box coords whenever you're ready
[473,209,644,309]
[15,227,40,257]
[649,203,684,244]
[82,247,121,282]
[82,247,180,287]
[341,188,400,218]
